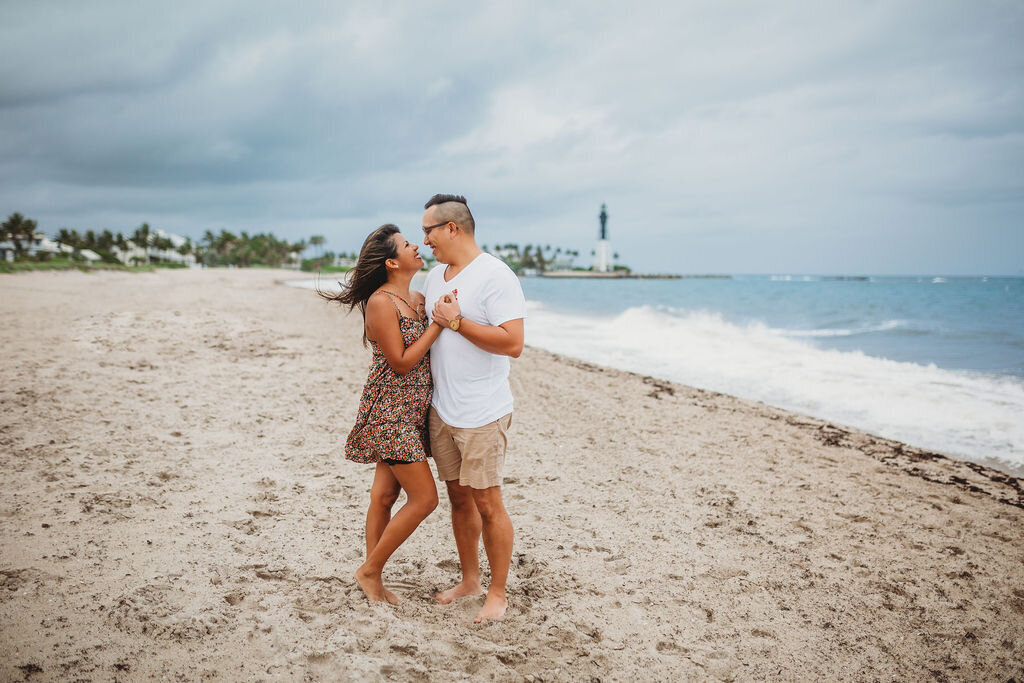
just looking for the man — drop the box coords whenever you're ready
[420,194,526,623]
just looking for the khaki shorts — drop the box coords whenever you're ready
[429,407,512,490]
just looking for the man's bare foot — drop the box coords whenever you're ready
[435,580,483,605]
[354,568,399,605]
[473,593,508,623]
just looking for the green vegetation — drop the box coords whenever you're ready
[1,211,330,270]
[300,250,357,273]
[0,258,187,274]
[4,211,625,276]
[482,243,580,273]
[481,243,629,274]
[1,212,38,258]
[302,260,350,273]
[199,229,306,267]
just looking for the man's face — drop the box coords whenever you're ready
[422,207,448,264]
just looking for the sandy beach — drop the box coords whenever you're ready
[1,267,1022,681]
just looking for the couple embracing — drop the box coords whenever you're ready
[322,194,525,623]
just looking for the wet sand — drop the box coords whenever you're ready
[1,268,1022,680]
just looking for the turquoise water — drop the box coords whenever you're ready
[521,276,1024,377]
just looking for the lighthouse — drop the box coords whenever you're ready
[593,203,612,272]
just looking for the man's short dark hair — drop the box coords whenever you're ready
[424,194,475,234]
[424,194,467,210]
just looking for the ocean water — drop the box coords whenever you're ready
[293,275,1024,476]
[520,275,1024,476]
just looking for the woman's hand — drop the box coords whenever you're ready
[432,293,460,328]
[365,292,442,375]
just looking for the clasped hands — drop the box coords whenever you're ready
[432,292,461,328]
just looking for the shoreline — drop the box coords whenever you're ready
[539,270,686,279]
[285,275,1024,478]
[2,268,1022,680]
[527,350,1024,509]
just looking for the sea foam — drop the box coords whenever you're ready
[288,277,1023,475]
[525,302,1024,475]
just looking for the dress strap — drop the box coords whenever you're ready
[379,290,413,309]
[378,290,423,317]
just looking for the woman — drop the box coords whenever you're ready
[319,224,443,603]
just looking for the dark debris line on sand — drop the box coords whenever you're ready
[785,418,1024,510]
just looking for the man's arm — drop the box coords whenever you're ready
[433,295,524,358]
[457,317,524,358]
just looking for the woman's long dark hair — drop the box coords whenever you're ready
[318,224,399,345]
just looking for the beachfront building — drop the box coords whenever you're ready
[156,229,195,266]
[549,253,576,270]
[0,233,101,263]
[113,228,197,267]
[593,203,612,273]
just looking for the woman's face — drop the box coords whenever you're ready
[390,232,424,272]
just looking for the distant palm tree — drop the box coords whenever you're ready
[132,223,151,264]
[98,230,115,253]
[216,231,237,264]
[83,230,96,250]
[114,232,128,261]
[56,228,75,250]
[310,235,325,258]
[290,239,307,267]
[2,212,38,257]
[152,236,174,260]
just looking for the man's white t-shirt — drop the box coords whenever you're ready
[422,253,527,429]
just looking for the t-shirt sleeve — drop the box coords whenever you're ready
[483,262,527,326]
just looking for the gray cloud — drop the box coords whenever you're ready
[1,0,1021,274]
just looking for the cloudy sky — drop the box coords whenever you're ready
[1,1,1021,275]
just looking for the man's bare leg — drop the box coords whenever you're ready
[471,485,513,622]
[435,480,484,604]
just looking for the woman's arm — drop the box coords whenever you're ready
[365,295,443,375]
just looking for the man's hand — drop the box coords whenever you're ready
[433,293,460,328]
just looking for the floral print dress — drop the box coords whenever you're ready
[345,294,432,464]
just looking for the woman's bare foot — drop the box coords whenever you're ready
[435,580,483,605]
[473,593,508,623]
[354,567,399,605]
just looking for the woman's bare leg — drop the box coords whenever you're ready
[363,462,402,603]
[366,462,401,556]
[354,460,438,603]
